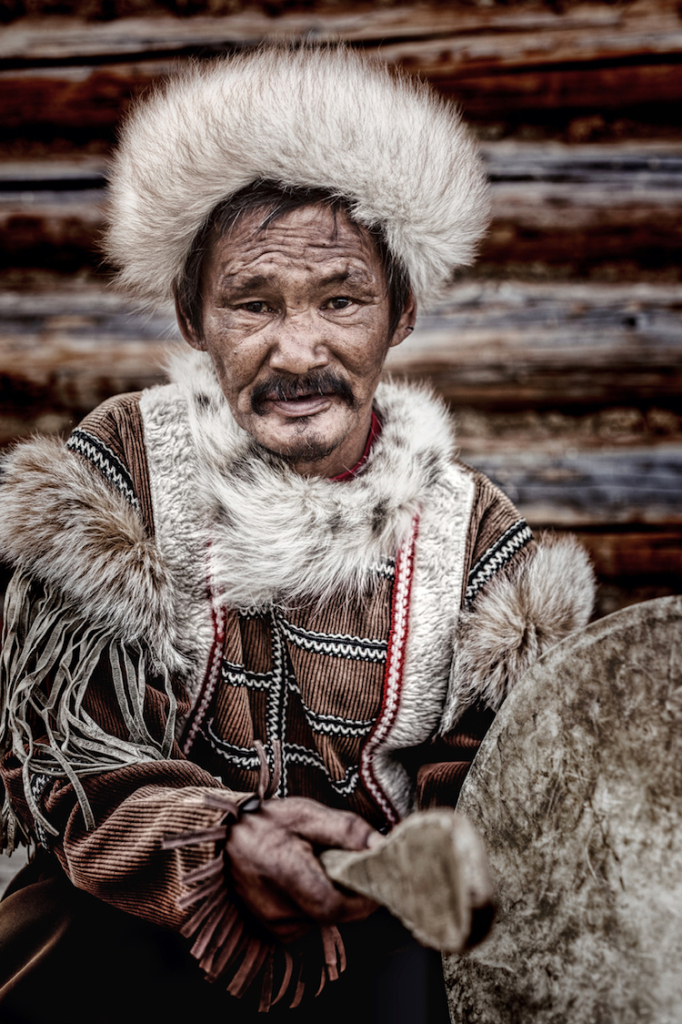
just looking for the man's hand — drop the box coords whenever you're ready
[225,797,381,942]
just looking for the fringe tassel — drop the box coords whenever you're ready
[272,949,294,1006]
[0,571,178,849]
[290,960,306,1009]
[259,955,274,1013]
[227,936,270,998]
[162,752,347,1011]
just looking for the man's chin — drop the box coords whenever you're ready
[256,432,339,466]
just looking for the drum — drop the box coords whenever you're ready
[445,595,682,1024]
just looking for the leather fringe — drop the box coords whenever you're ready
[162,741,346,1011]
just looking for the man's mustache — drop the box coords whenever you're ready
[251,371,356,415]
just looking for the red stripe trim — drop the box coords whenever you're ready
[359,514,419,826]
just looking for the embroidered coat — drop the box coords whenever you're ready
[0,351,594,1004]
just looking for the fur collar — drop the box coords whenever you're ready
[0,352,456,662]
[169,349,456,610]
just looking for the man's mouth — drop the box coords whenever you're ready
[251,372,356,417]
[267,391,335,418]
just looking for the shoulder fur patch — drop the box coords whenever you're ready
[0,436,184,670]
[441,534,596,732]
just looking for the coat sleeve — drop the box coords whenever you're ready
[415,469,596,809]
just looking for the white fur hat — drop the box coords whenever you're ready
[105,46,490,311]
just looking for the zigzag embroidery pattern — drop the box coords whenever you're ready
[204,720,262,771]
[465,518,533,607]
[285,743,360,797]
[286,676,376,738]
[275,614,388,663]
[370,558,396,581]
[220,659,376,737]
[66,428,140,512]
[221,660,273,690]
[204,724,360,797]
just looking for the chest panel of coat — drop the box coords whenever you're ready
[189,577,395,830]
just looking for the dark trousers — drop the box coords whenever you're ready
[0,862,451,1024]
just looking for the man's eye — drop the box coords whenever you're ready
[241,301,269,313]
[328,297,353,310]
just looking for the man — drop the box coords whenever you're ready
[0,46,594,1022]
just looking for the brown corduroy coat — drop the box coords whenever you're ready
[0,356,595,1011]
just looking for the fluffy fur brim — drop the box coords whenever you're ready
[441,534,596,732]
[105,46,490,311]
[0,437,185,670]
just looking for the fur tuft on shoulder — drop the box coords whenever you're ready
[441,534,595,732]
[105,45,490,312]
[0,436,185,670]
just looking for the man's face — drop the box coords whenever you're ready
[177,203,414,477]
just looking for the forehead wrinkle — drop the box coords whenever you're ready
[222,238,376,265]
[316,267,377,289]
[215,258,378,295]
[216,208,378,261]
[206,205,387,298]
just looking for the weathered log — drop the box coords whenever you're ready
[388,277,682,407]
[569,528,682,579]
[0,61,168,133]
[480,144,682,270]
[1,1,681,130]
[2,145,681,274]
[2,60,679,133]
[1,2,679,65]
[467,447,682,526]
[439,62,682,117]
[455,405,682,457]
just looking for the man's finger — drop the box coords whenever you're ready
[226,798,381,930]
[235,881,314,943]
[227,813,355,925]
[267,841,352,923]
[266,797,381,852]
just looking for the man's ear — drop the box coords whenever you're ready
[389,291,417,349]
[174,289,206,351]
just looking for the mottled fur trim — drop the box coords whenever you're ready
[366,465,475,819]
[166,348,456,610]
[0,436,185,671]
[105,46,490,311]
[441,535,595,732]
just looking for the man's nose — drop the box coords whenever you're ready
[267,312,330,375]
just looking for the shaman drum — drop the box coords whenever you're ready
[445,595,682,1024]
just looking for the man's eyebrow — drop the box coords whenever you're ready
[317,269,373,289]
[218,274,274,296]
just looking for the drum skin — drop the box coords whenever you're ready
[445,595,682,1024]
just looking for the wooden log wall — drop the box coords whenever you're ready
[0,0,681,623]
